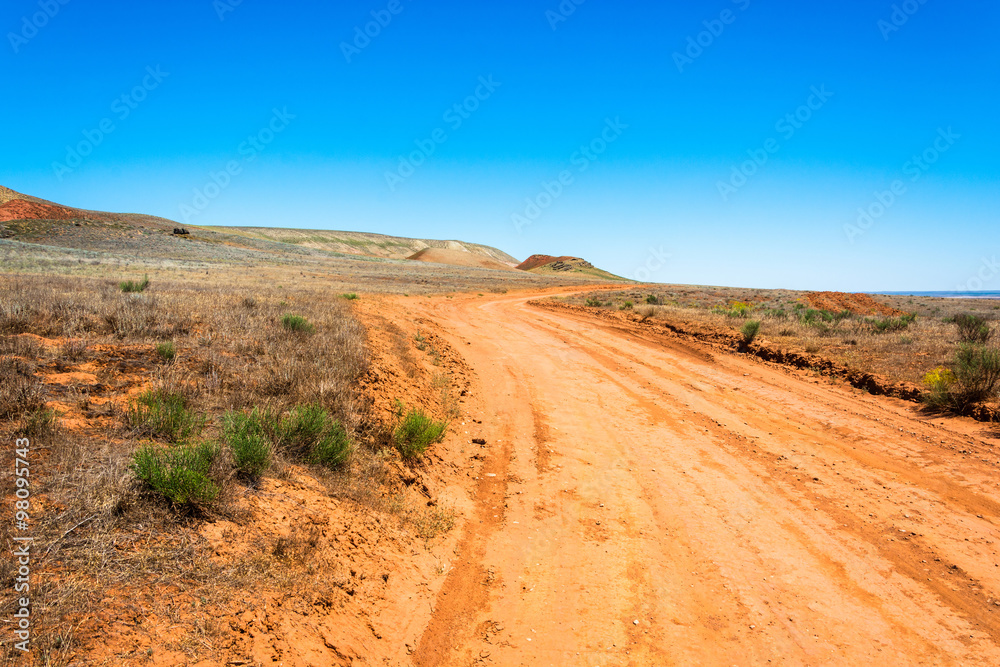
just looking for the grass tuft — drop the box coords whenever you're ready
[393,403,448,459]
[126,388,205,442]
[119,275,150,293]
[308,421,352,468]
[222,409,275,479]
[279,404,352,468]
[17,407,59,438]
[864,313,916,334]
[131,441,221,508]
[281,314,315,333]
[0,357,43,419]
[155,341,175,361]
[740,320,761,345]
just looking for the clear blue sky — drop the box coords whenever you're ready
[2,0,997,290]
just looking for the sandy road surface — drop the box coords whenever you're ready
[402,290,1000,666]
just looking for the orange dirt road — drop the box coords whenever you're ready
[403,290,1000,666]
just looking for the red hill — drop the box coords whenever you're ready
[517,254,583,271]
[0,199,82,223]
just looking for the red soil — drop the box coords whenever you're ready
[0,199,83,222]
[805,291,909,317]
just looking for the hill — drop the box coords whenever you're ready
[0,185,519,271]
[516,254,628,281]
[407,247,519,271]
[0,185,629,290]
[215,227,519,265]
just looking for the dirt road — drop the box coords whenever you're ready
[405,290,1000,666]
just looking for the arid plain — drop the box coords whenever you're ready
[2,187,999,666]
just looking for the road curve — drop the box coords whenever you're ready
[409,291,1000,666]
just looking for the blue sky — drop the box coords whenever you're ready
[1,0,997,290]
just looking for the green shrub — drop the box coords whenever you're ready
[645,295,659,305]
[954,314,994,345]
[740,320,761,345]
[713,301,754,319]
[17,407,58,438]
[127,389,205,442]
[278,404,327,455]
[953,344,1000,405]
[864,313,916,334]
[308,421,352,468]
[393,405,448,459]
[131,441,220,508]
[620,301,634,311]
[924,344,1000,411]
[119,275,150,293]
[278,404,351,468]
[223,409,275,479]
[341,293,359,301]
[155,341,175,361]
[923,366,956,411]
[585,297,603,308]
[797,308,851,327]
[281,314,314,333]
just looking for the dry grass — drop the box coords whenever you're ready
[0,231,610,297]
[0,357,43,418]
[562,286,1000,387]
[0,271,379,663]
